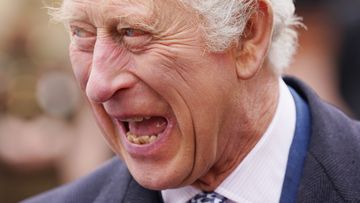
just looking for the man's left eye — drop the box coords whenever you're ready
[122,28,147,37]
[115,27,152,51]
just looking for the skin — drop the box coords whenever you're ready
[63,0,278,191]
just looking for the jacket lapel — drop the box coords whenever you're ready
[123,179,163,203]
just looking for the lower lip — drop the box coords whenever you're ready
[116,117,175,158]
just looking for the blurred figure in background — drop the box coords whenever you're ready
[337,0,360,119]
[0,1,111,202]
[289,0,360,118]
[288,0,348,115]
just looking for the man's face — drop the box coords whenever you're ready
[66,0,241,189]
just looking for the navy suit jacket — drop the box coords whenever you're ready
[22,77,360,203]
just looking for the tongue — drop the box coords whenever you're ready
[128,117,167,136]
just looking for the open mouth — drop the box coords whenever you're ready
[120,116,168,145]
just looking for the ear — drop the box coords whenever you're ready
[233,0,274,80]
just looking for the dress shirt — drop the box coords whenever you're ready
[162,78,297,203]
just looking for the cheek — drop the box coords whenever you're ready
[69,45,93,90]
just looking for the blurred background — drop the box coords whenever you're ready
[0,0,359,202]
[0,1,112,202]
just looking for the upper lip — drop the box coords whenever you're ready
[108,112,171,130]
[103,95,172,126]
[118,116,152,122]
[111,114,167,121]
[104,100,169,122]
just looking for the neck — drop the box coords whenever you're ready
[193,66,280,191]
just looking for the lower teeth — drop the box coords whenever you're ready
[127,132,158,145]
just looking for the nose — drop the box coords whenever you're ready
[85,38,138,103]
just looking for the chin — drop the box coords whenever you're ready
[130,169,186,190]
[124,156,196,190]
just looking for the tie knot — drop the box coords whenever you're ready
[189,192,227,203]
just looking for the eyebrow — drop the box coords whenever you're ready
[50,1,92,24]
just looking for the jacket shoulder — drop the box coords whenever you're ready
[285,76,360,202]
[21,157,131,203]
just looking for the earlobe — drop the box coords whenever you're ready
[234,0,274,80]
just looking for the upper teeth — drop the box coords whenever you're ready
[122,117,151,122]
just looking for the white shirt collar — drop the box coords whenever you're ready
[162,78,296,203]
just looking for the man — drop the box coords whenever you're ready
[23,0,360,202]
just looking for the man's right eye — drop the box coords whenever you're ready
[69,25,96,52]
[71,26,95,38]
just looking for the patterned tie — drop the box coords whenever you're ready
[188,192,227,203]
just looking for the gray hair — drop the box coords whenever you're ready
[183,0,301,74]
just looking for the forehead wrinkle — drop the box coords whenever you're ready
[103,0,192,36]
[57,0,108,26]
[149,0,201,37]
[58,0,198,35]
[103,0,157,31]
